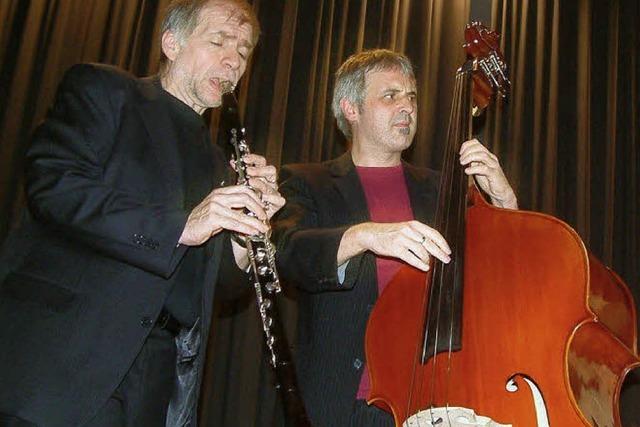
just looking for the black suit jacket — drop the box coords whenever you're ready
[0,64,241,426]
[273,152,439,426]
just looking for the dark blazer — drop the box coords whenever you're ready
[273,152,439,426]
[0,64,239,427]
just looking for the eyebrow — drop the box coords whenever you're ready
[383,88,417,96]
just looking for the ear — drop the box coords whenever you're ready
[340,98,360,124]
[161,31,182,61]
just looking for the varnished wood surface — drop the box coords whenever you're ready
[365,188,639,427]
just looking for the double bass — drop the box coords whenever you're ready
[365,23,640,426]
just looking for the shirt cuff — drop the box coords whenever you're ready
[337,260,350,285]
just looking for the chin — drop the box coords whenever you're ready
[400,142,414,152]
[396,137,414,149]
[197,87,222,108]
[207,89,221,101]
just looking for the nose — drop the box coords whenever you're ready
[222,48,241,71]
[398,94,415,114]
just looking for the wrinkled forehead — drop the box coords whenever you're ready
[365,67,417,92]
[196,1,256,43]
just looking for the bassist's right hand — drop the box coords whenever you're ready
[337,220,451,271]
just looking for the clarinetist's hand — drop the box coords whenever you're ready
[178,185,269,246]
[227,154,286,270]
[235,154,286,219]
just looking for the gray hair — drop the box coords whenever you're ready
[332,49,415,139]
[159,0,260,67]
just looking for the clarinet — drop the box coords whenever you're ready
[221,91,312,427]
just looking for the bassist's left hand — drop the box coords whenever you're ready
[459,139,518,210]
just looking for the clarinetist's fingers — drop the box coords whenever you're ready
[210,202,268,235]
[246,164,277,183]
[261,193,285,215]
[241,153,267,167]
[179,187,268,245]
[213,185,263,203]
[247,177,278,196]
[212,186,267,220]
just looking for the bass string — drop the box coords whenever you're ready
[442,68,474,425]
[431,69,469,423]
[404,67,473,425]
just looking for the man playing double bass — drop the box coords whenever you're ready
[273,49,518,426]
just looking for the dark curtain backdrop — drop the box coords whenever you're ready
[0,0,638,426]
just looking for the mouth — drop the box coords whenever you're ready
[393,120,412,136]
[210,77,235,94]
[393,113,413,133]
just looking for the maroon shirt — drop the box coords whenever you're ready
[354,164,414,399]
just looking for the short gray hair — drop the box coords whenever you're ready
[159,0,260,67]
[332,49,415,139]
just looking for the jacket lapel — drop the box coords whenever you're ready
[329,152,370,223]
[403,161,439,224]
[135,77,185,206]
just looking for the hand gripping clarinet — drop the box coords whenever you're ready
[221,92,311,427]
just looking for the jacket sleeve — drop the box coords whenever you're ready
[25,64,188,278]
[273,166,367,293]
[213,233,253,300]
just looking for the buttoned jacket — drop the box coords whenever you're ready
[0,64,238,426]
